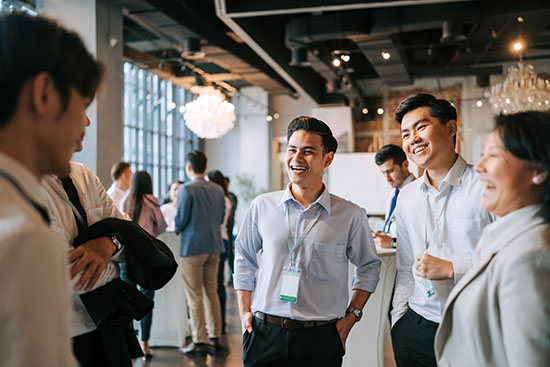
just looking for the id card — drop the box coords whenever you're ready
[280,267,301,303]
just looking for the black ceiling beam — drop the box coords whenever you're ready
[142,0,296,94]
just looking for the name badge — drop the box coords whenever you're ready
[280,267,301,303]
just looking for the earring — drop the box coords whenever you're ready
[533,176,541,184]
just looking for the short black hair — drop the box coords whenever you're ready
[495,111,550,222]
[186,150,207,174]
[0,12,103,128]
[110,161,130,181]
[375,144,407,166]
[287,116,338,154]
[395,93,457,146]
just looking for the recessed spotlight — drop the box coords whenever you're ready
[505,98,511,104]
[476,100,483,108]
[266,115,273,122]
[377,108,384,115]
[362,108,369,115]
[273,112,280,119]
[341,54,351,62]
[381,51,391,60]
[332,58,341,67]
[517,16,524,23]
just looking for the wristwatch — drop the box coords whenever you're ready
[346,306,363,322]
[108,234,123,254]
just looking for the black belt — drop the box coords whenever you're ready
[254,311,338,329]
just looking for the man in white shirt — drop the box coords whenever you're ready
[390,94,493,367]
[374,144,415,248]
[107,161,132,211]
[0,12,102,366]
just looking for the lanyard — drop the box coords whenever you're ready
[0,170,50,224]
[284,202,322,265]
[49,177,87,228]
[423,186,453,253]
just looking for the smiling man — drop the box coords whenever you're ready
[234,116,380,367]
[390,94,494,367]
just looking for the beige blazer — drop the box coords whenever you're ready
[435,214,550,367]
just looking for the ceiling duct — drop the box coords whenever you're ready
[182,38,205,60]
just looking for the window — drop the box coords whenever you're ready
[123,62,199,201]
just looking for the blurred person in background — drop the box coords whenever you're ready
[121,170,167,359]
[207,169,233,335]
[161,180,183,231]
[107,161,132,212]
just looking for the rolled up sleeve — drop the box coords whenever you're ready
[234,201,262,291]
[347,208,381,293]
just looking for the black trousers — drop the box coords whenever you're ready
[391,308,438,367]
[243,316,345,367]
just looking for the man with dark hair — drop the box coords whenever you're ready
[107,161,132,211]
[390,94,493,367]
[373,144,414,248]
[175,150,226,355]
[235,116,380,367]
[0,12,102,366]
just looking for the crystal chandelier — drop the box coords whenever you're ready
[489,62,550,115]
[184,86,236,139]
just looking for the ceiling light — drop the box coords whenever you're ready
[332,58,341,67]
[362,108,369,115]
[377,108,384,115]
[181,38,205,60]
[341,54,351,62]
[184,86,236,139]
[266,115,273,122]
[381,51,391,60]
[273,112,280,119]
[513,41,523,52]
[476,100,483,108]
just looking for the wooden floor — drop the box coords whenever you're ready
[135,287,243,367]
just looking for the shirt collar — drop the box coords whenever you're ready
[0,151,47,207]
[420,154,467,192]
[278,183,331,215]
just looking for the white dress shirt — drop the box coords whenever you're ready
[161,203,178,231]
[107,183,127,212]
[391,155,494,325]
[384,174,416,238]
[0,152,76,366]
[234,184,381,321]
[42,162,129,336]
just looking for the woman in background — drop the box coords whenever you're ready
[121,170,167,359]
[206,169,232,335]
[435,111,550,367]
[161,180,183,231]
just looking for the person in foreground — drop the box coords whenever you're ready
[0,11,102,366]
[234,116,381,367]
[435,111,550,367]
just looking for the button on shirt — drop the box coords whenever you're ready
[391,155,494,325]
[234,185,381,321]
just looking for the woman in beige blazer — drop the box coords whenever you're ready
[435,111,550,367]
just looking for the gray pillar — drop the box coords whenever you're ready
[38,0,123,186]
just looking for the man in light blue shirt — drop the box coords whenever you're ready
[234,116,381,367]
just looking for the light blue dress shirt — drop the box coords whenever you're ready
[391,155,494,325]
[234,185,381,321]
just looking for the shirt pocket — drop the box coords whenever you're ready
[86,207,104,226]
[308,242,346,281]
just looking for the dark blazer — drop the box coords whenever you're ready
[175,177,226,256]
